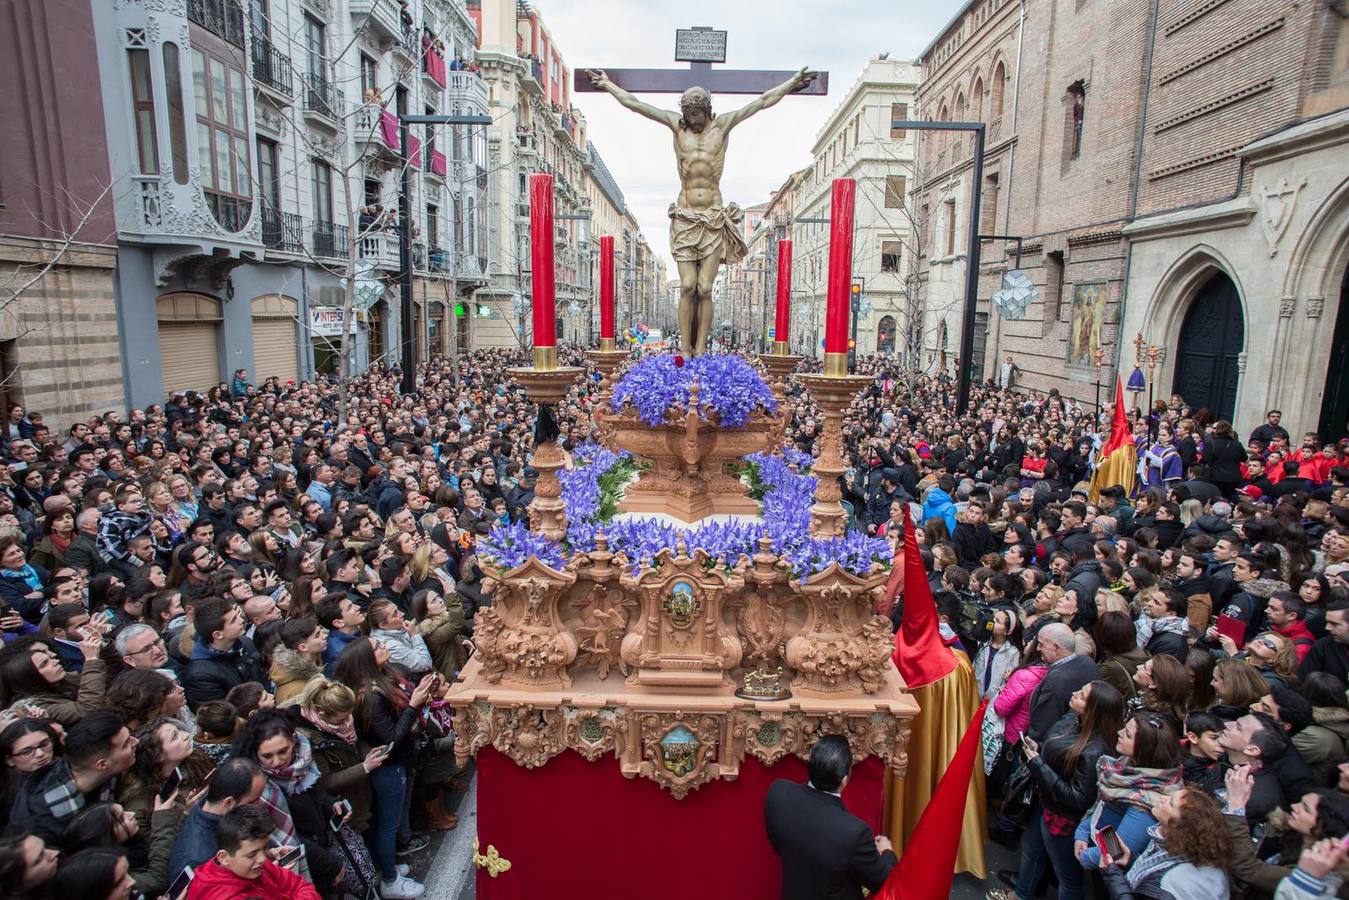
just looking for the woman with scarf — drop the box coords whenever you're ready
[1073,712,1185,872]
[1095,785,1230,899]
[232,709,346,897]
[292,677,388,899]
[1130,654,1191,730]
[997,680,1125,900]
[333,637,442,898]
[60,799,182,899]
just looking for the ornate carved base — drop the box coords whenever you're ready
[756,352,803,405]
[448,660,917,800]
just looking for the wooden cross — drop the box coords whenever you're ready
[572,26,829,96]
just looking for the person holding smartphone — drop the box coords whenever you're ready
[994,681,1124,900]
[1095,786,1231,898]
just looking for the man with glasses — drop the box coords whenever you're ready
[114,622,179,676]
[11,710,138,842]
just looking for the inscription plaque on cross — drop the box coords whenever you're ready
[575,27,828,358]
[573,26,830,97]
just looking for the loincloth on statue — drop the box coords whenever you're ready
[668,203,749,266]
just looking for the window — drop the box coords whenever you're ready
[128,49,159,174]
[311,159,333,225]
[884,174,906,209]
[971,78,985,122]
[890,103,908,138]
[944,200,956,257]
[881,241,902,273]
[991,63,1006,118]
[426,203,439,248]
[163,43,189,184]
[191,46,251,230]
[1044,250,1065,329]
[364,177,380,208]
[982,172,1000,232]
[1066,81,1086,160]
[853,116,860,146]
[256,138,279,210]
[304,15,325,76]
[360,54,378,101]
[250,0,269,38]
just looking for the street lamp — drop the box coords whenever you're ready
[397,113,492,396]
[891,117,986,416]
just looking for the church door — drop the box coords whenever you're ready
[1317,266,1349,441]
[1171,273,1244,422]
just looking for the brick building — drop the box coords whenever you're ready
[0,0,125,426]
[912,0,1349,440]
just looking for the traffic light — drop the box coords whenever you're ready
[453,302,467,318]
[850,280,863,308]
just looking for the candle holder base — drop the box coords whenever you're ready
[509,365,585,541]
[755,352,803,405]
[795,372,872,539]
[585,349,630,389]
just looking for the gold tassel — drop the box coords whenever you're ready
[472,838,512,878]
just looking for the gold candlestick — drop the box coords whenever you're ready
[508,363,584,542]
[795,371,871,538]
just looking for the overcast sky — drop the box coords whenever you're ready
[539,0,963,275]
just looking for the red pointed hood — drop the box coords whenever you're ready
[891,507,956,689]
[1100,377,1134,457]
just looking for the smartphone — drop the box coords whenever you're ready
[166,866,194,900]
[158,767,183,802]
[329,798,352,831]
[1094,825,1124,859]
[276,844,304,868]
[1021,736,1039,753]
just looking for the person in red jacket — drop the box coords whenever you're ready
[187,805,321,900]
[1267,592,1316,663]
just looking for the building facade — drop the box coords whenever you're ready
[0,0,125,426]
[792,57,919,359]
[913,0,1349,439]
[91,0,487,407]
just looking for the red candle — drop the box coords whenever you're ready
[824,178,856,368]
[774,239,793,348]
[599,235,615,343]
[529,173,556,350]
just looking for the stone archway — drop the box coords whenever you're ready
[1172,272,1244,422]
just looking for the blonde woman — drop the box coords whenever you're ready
[1095,588,1131,620]
[1244,631,1301,690]
[167,475,198,524]
[146,481,187,544]
[1022,583,1065,631]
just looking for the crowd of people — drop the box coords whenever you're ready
[0,344,1345,900]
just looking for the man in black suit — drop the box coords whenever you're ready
[1025,622,1101,743]
[764,735,896,899]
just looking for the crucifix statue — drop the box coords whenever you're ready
[578,34,823,356]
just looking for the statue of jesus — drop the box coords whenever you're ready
[585,67,816,356]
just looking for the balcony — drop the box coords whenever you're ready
[359,229,401,270]
[446,72,488,115]
[313,220,350,259]
[204,191,252,233]
[354,104,400,161]
[422,39,447,91]
[188,0,246,49]
[262,208,304,253]
[303,73,344,127]
[426,149,447,180]
[251,34,293,100]
[350,0,403,43]
[428,247,448,272]
[520,57,543,95]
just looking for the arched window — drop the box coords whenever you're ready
[954,92,967,124]
[938,102,950,151]
[971,77,985,122]
[990,62,1007,118]
[877,315,896,354]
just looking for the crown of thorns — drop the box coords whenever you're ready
[679,87,712,112]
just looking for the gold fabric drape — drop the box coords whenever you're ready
[1088,445,1137,505]
[883,651,987,878]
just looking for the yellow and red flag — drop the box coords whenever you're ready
[1089,377,1137,504]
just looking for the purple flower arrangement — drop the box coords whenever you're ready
[478,520,568,571]
[484,442,891,580]
[609,353,778,428]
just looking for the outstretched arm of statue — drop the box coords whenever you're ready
[586,69,678,129]
[719,66,816,130]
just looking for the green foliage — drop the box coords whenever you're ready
[596,456,637,522]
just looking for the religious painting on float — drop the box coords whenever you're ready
[1066,282,1106,368]
[659,725,701,778]
[664,580,699,629]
